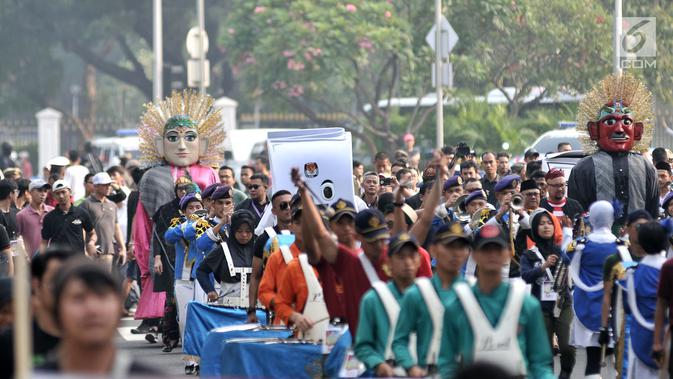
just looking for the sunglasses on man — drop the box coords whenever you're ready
[247,184,262,190]
[279,201,291,211]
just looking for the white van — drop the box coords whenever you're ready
[91,135,140,169]
[529,127,583,155]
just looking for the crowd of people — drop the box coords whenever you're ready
[0,132,671,379]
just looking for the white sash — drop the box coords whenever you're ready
[265,227,277,240]
[279,245,293,265]
[371,281,401,361]
[358,252,381,285]
[625,254,665,332]
[415,278,444,365]
[454,280,527,376]
[298,254,330,342]
[531,247,554,281]
[617,244,633,264]
[568,243,604,292]
[218,242,252,308]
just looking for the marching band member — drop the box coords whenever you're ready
[621,221,668,379]
[195,209,256,306]
[392,222,471,377]
[566,200,620,378]
[163,192,205,375]
[520,209,575,378]
[438,224,555,379]
[354,233,422,377]
[192,185,235,254]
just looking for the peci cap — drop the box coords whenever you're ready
[473,224,508,250]
[388,233,419,256]
[29,179,51,191]
[432,221,471,245]
[626,209,653,225]
[519,179,539,193]
[92,172,113,185]
[494,174,520,192]
[51,180,70,193]
[330,198,356,223]
[355,208,390,242]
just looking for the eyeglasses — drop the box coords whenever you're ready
[247,184,261,190]
[548,183,566,189]
[279,201,290,210]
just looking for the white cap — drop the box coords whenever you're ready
[52,180,70,192]
[46,156,71,167]
[29,179,51,191]
[92,172,113,185]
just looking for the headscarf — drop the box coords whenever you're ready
[589,200,614,230]
[228,209,256,267]
[529,209,560,258]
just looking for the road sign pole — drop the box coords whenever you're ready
[613,0,622,74]
[435,0,443,149]
[153,0,163,100]
[197,0,206,93]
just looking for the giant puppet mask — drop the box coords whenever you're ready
[139,90,224,169]
[579,73,653,154]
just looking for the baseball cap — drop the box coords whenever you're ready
[330,198,356,223]
[51,180,70,192]
[179,192,202,211]
[473,224,508,250]
[29,179,51,191]
[92,172,113,185]
[388,233,419,256]
[524,149,540,159]
[355,208,390,242]
[432,221,471,245]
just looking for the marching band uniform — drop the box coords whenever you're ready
[392,223,471,375]
[564,201,620,377]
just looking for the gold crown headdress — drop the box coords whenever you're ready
[138,90,225,168]
[577,72,654,153]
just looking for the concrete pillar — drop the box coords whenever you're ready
[214,97,238,153]
[35,108,62,171]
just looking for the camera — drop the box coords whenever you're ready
[320,180,335,201]
[379,176,393,186]
[456,142,471,158]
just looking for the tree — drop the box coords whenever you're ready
[449,0,612,117]
[220,0,439,153]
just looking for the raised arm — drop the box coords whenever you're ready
[410,154,448,244]
[292,168,338,264]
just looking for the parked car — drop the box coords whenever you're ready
[529,127,584,155]
[539,150,587,179]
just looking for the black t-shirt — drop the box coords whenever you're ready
[41,205,94,253]
[0,320,60,379]
[0,225,8,250]
[0,207,18,241]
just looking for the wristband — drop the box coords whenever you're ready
[247,307,256,315]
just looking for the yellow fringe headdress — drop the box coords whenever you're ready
[138,90,225,168]
[577,72,654,153]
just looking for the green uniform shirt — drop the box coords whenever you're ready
[354,281,405,370]
[392,274,460,370]
[438,281,555,379]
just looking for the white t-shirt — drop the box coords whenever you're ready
[64,165,90,201]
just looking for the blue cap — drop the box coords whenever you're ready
[464,190,487,207]
[443,175,463,191]
[179,192,202,211]
[202,183,219,199]
[432,221,471,245]
[212,185,233,200]
[388,233,419,256]
[355,209,390,242]
[494,174,521,192]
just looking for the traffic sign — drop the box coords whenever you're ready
[186,26,209,59]
[425,16,459,59]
